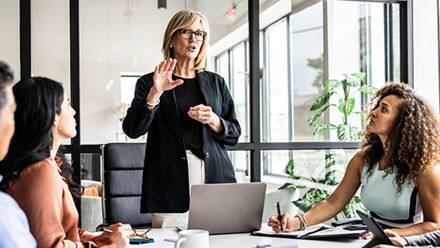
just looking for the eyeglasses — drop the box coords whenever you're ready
[128,227,151,239]
[178,29,207,41]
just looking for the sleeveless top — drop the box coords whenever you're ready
[360,162,423,228]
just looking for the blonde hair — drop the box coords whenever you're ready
[162,10,209,72]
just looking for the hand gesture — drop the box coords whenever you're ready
[268,213,300,233]
[152,58,184,94]
[187,104,219,125]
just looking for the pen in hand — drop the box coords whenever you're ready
[276,201,283,232]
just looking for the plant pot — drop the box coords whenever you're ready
[262,188,299,223]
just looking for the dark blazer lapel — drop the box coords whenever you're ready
[197,72,220,113]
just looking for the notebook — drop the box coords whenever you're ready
[252,223,368,240]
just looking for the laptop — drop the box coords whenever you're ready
[357,210,393,248]
[188,182,267,234]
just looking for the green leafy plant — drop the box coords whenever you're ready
[280,73,376,219]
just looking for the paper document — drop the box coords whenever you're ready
[254,224,326,238]
[253,223,367,240]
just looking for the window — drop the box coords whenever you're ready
[290,2,324,142]
[262,19,290,142]
[120,74,140,105]
[214,0,402,185]
[231,43,250,142]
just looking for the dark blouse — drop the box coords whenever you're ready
[173,75,205,160]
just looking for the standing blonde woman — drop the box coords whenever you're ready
[123,10,241,228]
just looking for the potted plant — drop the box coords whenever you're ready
[280,72,376,220]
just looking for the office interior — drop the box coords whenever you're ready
[1,0,439,231]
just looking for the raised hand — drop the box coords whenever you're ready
[152,58,184,94]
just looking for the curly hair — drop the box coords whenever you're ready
[361,82,440,193]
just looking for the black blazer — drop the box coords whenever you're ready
[123,70,241,213]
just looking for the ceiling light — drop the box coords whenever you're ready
[158,0,166,9]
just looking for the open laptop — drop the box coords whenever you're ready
[357,210,393,248]
[188,182,267,235]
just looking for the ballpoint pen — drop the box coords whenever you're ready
[277,201,283,232]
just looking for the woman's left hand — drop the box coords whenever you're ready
[360,231,374,240]
[188,104,223,133]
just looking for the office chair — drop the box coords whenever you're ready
[101,143,152,228]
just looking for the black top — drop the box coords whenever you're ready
[173,75,205,160]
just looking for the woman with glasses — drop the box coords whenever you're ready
[123,10,241,228]
[0,77,130,247]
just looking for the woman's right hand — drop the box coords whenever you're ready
[268,213,301,233]
[151,58,184,94]
[91,223,130,248]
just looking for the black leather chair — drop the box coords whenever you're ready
[101,143,152,227]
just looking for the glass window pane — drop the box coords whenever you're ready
[216,52,229,84]
[80,153,101,181]
[291,2,324,141]
[262,19,289,142]
[228,151,250,183]
[231,43,250,142]
[392,5,401,82]
[261,149,357,189]
[0,1,20,81]
[308,1,400,142]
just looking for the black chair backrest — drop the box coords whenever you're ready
[102,143,152,227]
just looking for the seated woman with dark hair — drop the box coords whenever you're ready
[0,61,36,247]
[0,77,129,247]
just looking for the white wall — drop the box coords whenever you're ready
[412,0,439,114]
[32,0,71,95]
[80,0,185,144]
[0,1,20,80]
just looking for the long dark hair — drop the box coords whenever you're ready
[0,77,81,199]
[361,82,440,192]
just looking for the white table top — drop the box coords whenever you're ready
[133,228,368,248]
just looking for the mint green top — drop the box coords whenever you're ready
[360,162,422,227]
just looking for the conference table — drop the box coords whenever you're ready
[134,228,369,248]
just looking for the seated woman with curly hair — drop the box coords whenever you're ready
[0,77,129,247]
[269,82,440,238]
